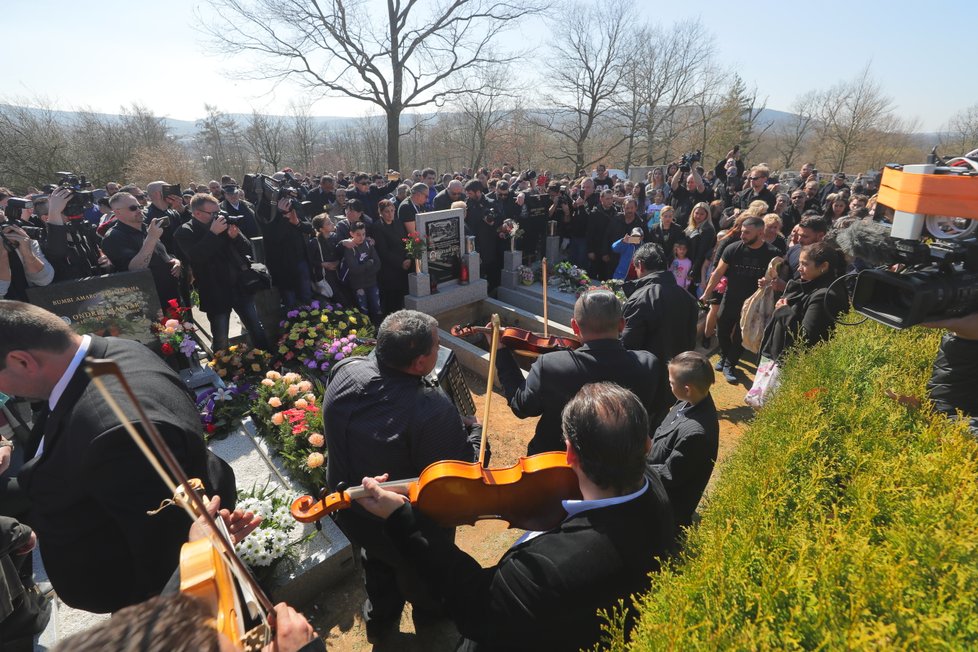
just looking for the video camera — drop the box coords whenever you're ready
[679,150,702,172]
[56,171,95,217]
[243,172,303,214]
[843,156,978,328]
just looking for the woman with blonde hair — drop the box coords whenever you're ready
[685,202,716,296]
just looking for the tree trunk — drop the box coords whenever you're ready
[386,107,401,171]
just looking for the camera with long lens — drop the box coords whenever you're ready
[245,173,303,215]
[56,171,94,218]
[846,156,978,328]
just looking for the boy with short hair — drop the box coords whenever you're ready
[647,351,720,530]
[342,222,382,323]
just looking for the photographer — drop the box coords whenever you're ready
[670,155,710,228]
[464,180,501,289]
[0,215,54,300]
[175,193,268,352]
[546,180,572,244]
[567,179,597,269]
[100,192,182,306]
[924,312,978,435]
[264,196,314,309]
[145,181,189,258]
[42,187,106,282]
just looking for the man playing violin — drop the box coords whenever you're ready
[494,289,663,455]
[0,300,235,614]
[356,382,676,651]
[322,309,482,639]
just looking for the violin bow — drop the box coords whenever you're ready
[478,314,501,468]
[542,257,549,338]
[84,358,276,630]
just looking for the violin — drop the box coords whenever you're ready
[449,324,581,357]
[85,359,274,651]
[291,314,583,531]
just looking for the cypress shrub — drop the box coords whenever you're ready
[620,320,978,650]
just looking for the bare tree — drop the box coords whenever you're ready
[195,105,249,181]
[620,19,714,167]
[285,101,317,172]
[939,104,978,155]
[127,141,200,188]
[773,91,817,170]
[813,64,895,172]
[448,61,522,170]
[0,101,72,191]
[244,110,286,171]
[542,0,630,172]
[200,0,544,170]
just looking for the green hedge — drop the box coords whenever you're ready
[621,320,978,650]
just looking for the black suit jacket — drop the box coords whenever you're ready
[18,336,233,613]
[648,394,719,529]
[622,271,699,365]
[383,472,675,651]
[496,339,661,455]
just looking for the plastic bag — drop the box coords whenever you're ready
[740,257,783,354]
[745,358,781,407]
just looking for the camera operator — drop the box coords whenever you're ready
[264,197,314,309]
[0,203,54,300]
[175,193,268,352]
[41,187,106,282]
[924,312,978,435]
[670,154,711,228]
[145,181,189,259]
[100,192,182,306]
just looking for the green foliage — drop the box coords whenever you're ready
[623,320,978,650]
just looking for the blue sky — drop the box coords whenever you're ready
[2,0,973,132]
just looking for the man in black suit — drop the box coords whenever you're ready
[355,382,676,651]
[0,301,234,613]
[622,243,700,427]
[648,351,719,530]
[495,289,662,455]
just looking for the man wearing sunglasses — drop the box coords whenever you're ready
[101,192,182,306]
[346,172,401,220]
[734,165,776,212]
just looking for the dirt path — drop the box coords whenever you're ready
[313,349,755,651]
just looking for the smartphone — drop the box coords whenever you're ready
[161,183,182,198]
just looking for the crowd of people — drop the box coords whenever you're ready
[1,151,974,651]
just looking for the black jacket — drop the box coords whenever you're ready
[496,339,661,455]
[648,394,719,528]
[264,212,313,293]
[174,218,254,313]
[17,336,234,613]
[371,218,409,293]
[622,271,699,364]
[382,472,675,651]
[647,222,685,261]
[927,333,978,430]
[759,274,846,362]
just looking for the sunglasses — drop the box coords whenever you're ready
[125,205,140,211]
[748,177,764,181]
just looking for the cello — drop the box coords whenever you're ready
[449,258,581,357]
[85,359,274,651]
[291,314,583,531]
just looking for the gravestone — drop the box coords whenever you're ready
[27,269,161,345]
[417,207,464,286]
